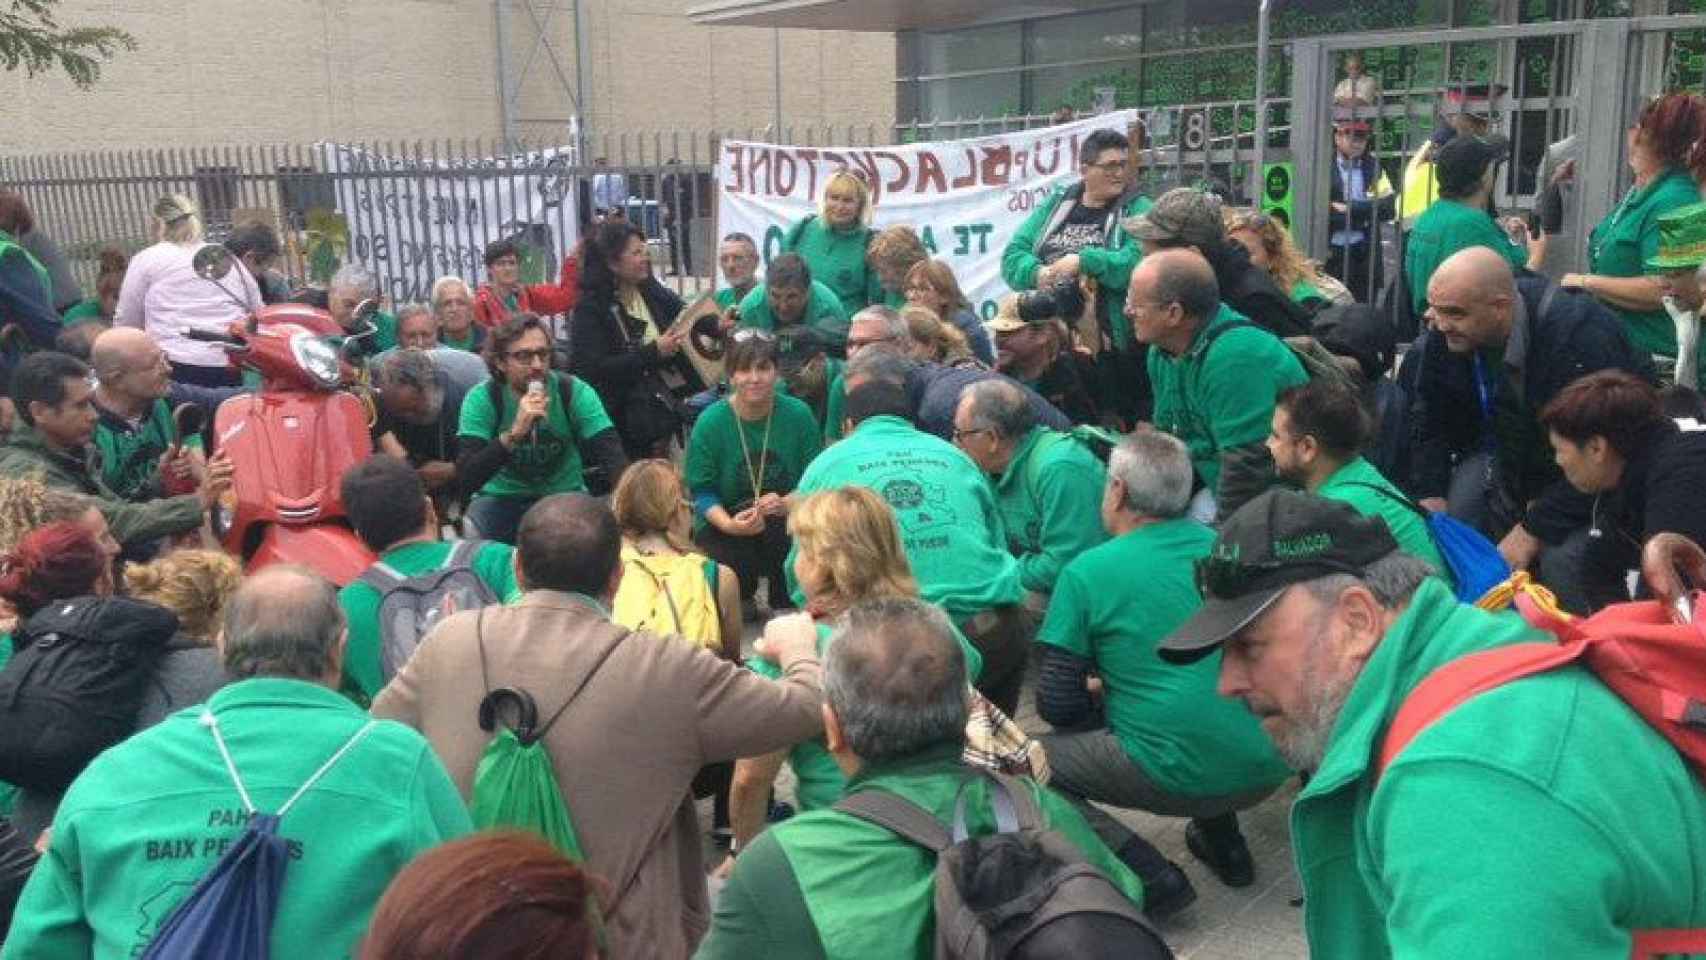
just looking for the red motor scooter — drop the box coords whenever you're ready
[186,246,378,585]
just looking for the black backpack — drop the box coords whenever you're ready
[0,596,179,792]
[836,772,1173,960]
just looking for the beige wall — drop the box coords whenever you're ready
[3,0,895,154]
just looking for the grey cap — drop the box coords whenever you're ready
[1123,188,1225,247]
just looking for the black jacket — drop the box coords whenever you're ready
[1413,275,1654,543]
[1205,241,1313,338]
[1580,420,1706,609]
[568,276,704,441]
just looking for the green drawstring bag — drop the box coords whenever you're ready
[469,609,625,861]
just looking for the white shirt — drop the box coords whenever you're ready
[1334,75,1379,105]
[114,241,263,368]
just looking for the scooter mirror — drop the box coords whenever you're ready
[171,402,207,442]
[192,246,234,281]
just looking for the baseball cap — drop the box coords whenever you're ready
[1443,83,1507,121]
[1433,134,1509,196]
[1123,188,1224,247]
[1159,489,1401,664]
[989,294,1028,334]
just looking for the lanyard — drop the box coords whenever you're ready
[735,406,774,502]
[1472,354,1497,423]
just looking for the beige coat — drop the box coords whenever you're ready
[371,589,824,958]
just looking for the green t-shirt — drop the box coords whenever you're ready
[1316,457,1454,592]
[993,428,1108,595]
[1038,518,1291,797]
[1406,198,1527,316]
[441,328,481,353]
[93,398,203,502]
[456,372,615,500]
[781,216,881,314]
[337,539,519,703]
[715,285,757,311]
[791,415,1023,620]
[61,298,105,326]
[684,394,822,528]
[748,622,984,813]
[1590,166,1701,360]
[736,281,850,350]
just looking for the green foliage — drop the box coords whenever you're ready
[0,0,135,88]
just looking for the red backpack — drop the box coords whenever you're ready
[1377,583,1706,959]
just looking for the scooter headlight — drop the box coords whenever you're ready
[291,334,342,388]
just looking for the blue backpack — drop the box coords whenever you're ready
[1344,480,1511,603]
[139,711,378,960]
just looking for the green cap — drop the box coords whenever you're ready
[1646,202,1706,273]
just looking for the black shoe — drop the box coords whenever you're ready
[1140,861,1197,921]
[1186,819,1255,888]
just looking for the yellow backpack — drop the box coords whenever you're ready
[612,546,722,651]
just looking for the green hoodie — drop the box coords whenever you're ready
[1293,578,1706,959]
[3,678,471,960]
[992,427,1108,594]
[736,281,850,351]
[791,415,1023,620]
[696,745,1144,960]
[1000,185,1151,351]
[1148,305,1307,505]
[0,425,204,548]
[782,215,882,314]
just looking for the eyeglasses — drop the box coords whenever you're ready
[847,334,897,350]
[730,328,775,343]
[951,426,993,443]
[1085,158,1128,173]
[506,348,551,364]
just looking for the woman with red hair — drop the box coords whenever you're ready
[0,521,113,618]
[1563,92,1706,366]
[360,831,607,960]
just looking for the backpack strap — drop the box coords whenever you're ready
[356,562,406,594]
[950,770,1040,842]
[629,556,685,637]
[475,607,627,742]
[1375,640,1590,781]
[835,789,953,852]
[1338,480,1430,520]
[201,709,379,817]
[445,538,485,569]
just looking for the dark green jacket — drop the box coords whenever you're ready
[1001,183,1151,351]
[0,426,202,547]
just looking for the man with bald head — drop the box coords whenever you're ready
[1414,246,1653,608]
[6,565,471,959]
[1127,247,1307,521]
[90,327,239,503]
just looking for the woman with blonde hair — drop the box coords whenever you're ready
[781,169,881,313]
[124,548,242,642]
[903,257,996,364]
[721,487,997,866]
[1224,208,1352,309]
[901,304,983,368]
[114,193,263,386]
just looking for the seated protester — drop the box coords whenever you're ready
[901,304,985,370]
[686,332,821,620]
[89,328,243,505]
[1037,429,1291,919]
[223,221,290,305]
[699,597,1148,960]
[0,196,70,360]
[782,169,881,314]
[1161,490,1706,960]
[360,832,606,960]
[1224,207,1354,310]
[819,307,909,444]
[842,344,1071,445]
[472,237,579,331]
[1643,201,1706,389]
[793,378,1028,714]
[371,494,829,957]
[737,253,851,354]
[371,349,471,508]
[59,247,126,328]
[431,277,484,353]
[714,232,762,311]
[337,455,516,703]
[1414,247,1653,611]
[328,263,398,354]
[726,487,988,859]
[5,566,472,960]
[1268,378,1453,588]
[1405,135,1528,318]
[1126,187,1313,340]
[613,457,743,656]
[903,257,996,366]
[457,314,627,544]
[1540,370,1706,609]
[953,378,1106,601]
[866,224,929,310]
[393,302,440,350]
[988,286,1101,425]
[1127,249,1307,523]
[0,352,231,553]
[570,220,705,460]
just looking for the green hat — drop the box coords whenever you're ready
[1646,202,1706,273]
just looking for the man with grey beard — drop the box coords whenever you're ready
[1157,488,1706,960]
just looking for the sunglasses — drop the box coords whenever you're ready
[730,328,776,343]
[1194,553,1363,600]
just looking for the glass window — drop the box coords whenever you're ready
[919,74,1024,121]
[1025,7,1143,66]
[918,22,1022,76]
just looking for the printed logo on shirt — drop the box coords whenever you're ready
[507,427,569,482]
[874,472,958,551]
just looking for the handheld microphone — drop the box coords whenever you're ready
[527,379,546,445]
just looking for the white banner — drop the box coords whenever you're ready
[715,111,1140,319]
[321,143,580,303]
